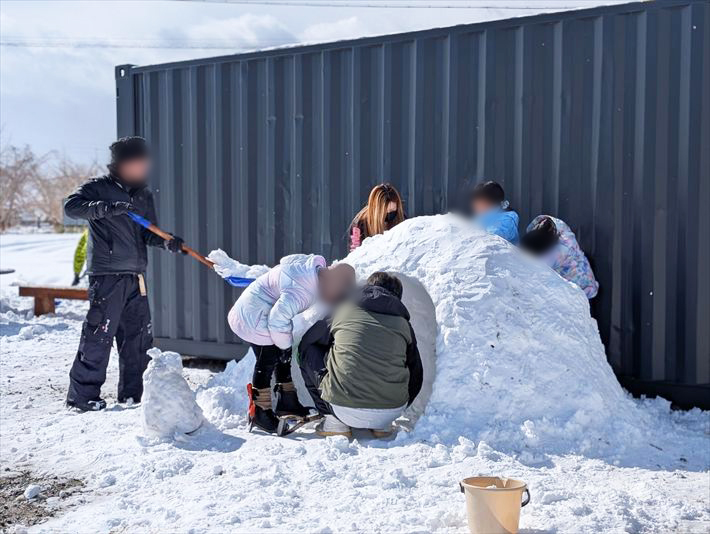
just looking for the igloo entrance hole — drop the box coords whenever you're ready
[398,274,437,425]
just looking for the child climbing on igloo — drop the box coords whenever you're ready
[521,215,599,299]
[469,180,520,244]
[227,254,356,434]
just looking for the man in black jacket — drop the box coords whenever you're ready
[64,137,185,411]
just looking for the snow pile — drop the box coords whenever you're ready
[343,214,638,454]
[23,484,41,500]
[141,348,204,438]
[195,351,256,430]
[207,249,270,280]
[17,324,48,339]
[196,214,645,455]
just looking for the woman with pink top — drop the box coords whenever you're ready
[348,183,406,252]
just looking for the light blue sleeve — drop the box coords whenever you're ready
[485,211,519,244]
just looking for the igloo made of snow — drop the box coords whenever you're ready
[340,214,639,453]
[205,214,644,455]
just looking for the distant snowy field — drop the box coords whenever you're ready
[1,226,709,534]
[0,232,83,289]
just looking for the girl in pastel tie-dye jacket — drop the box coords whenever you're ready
[521,215,599,299]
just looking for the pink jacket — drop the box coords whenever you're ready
[227,254,326,349]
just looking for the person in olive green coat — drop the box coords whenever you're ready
[72,229,88,286]
[299,272,423,437]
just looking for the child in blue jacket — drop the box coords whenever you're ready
[470,181,519,244]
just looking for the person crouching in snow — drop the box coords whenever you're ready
[470,180,519,244]
[227,255,356,434]
[298,272,423,438]
[521,215,599,299]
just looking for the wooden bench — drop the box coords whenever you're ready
[18,286,89,316]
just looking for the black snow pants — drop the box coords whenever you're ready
[251,344,293,389]
[297,320,333,416]
[67,274,152,404]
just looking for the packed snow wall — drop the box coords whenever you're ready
[343,215,644,454]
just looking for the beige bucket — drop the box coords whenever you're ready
[459,477,530,534]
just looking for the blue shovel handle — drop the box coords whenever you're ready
[127,211,151,228]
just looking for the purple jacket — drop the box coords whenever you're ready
[227,254,327,349]
[528,216,599,299]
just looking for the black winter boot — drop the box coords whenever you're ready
[274,383,311,418]
[66,398,107,412]
[247,384,279,434]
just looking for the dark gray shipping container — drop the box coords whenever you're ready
[116,0,710,409]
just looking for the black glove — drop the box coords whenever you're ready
[71,274,81,286]
[101,201,134,218]
[166,235,186,254]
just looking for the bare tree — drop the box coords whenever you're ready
[30,155,102,225]
[0,144,46,230]
[1,137,103,230]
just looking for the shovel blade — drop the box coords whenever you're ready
[224,276,255,288]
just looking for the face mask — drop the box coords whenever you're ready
[385,211,398,224]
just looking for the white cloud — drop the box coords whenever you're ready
[299,16,371,44]
[0,10,298,162]
[178,14,296,49]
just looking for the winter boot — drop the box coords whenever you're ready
[66,398,107,412]
[315,415,352,438]
[369,425,394,439]
[274,382,310,418]
[247,384,279,434]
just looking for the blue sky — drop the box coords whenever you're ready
[0,0,616,165]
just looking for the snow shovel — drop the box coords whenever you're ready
[126,212,254,288]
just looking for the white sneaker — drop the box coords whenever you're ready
[315,415,352,438]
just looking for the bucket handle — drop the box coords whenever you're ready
[521,488,531,507]
[459,483,531,507]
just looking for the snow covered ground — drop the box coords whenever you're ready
[1,222,709,534]
[0,232,84,290]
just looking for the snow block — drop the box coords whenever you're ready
[142,348,204,438]
[207,249,270,280]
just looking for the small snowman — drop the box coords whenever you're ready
[142,348,204,438]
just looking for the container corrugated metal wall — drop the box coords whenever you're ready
[116,0,710,408]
